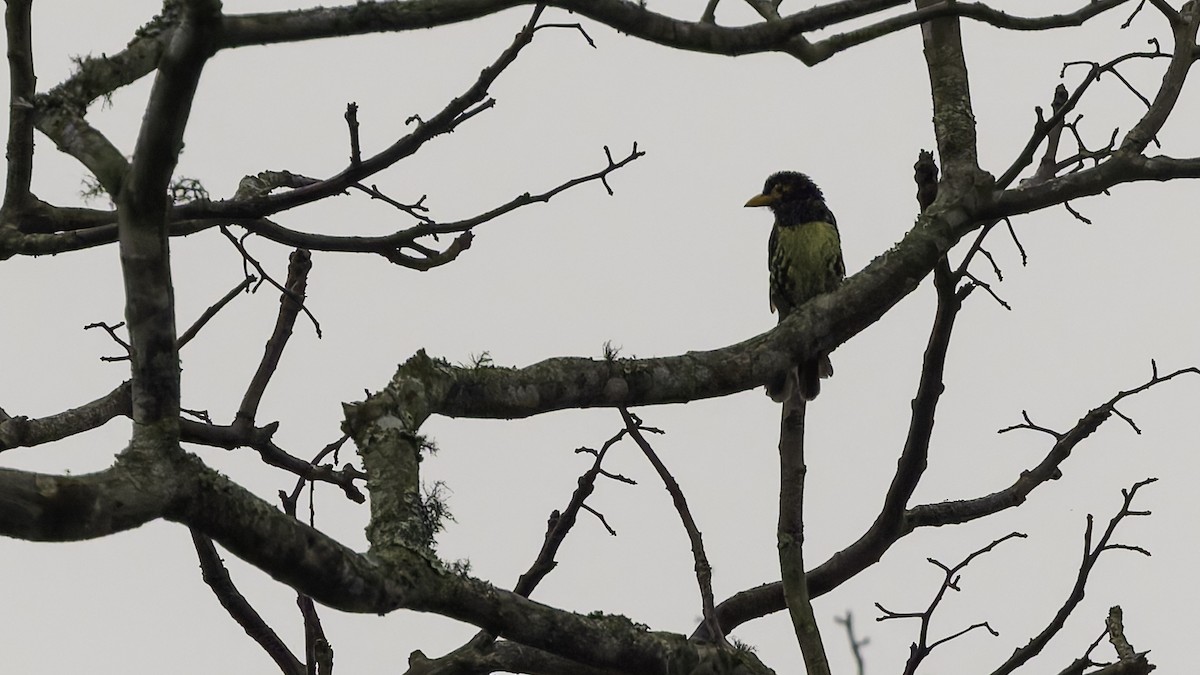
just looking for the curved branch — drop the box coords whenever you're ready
[1119,3,1200,153]
[179,450,773,674]
[382,179,985,421]
[220,0,1131,66]
[621,409,725,645]
[221,0,905,59]
[29,0,1128,123]
[990,151,1200,217]
[389,138,1200,421]
[174,7,548,223]
[0,382,131,451]
[952,0,1132,30]
[192,531,305,675]
[33,110,129,197]
[819,0,1131,64]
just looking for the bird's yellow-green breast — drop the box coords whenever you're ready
[769,220,844,317]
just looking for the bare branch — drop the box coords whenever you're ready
[0,382,132,451]
[219,227,322,337]
[834,612,869,675]
[1148,0,1182,26]
[118,0,222,429]
[702,365,1194,638]
[300,594,334,675]
[192,531,305,675]
[998,44,1168,190]
[181,419,366,503]
[988,480,1157,675]
[349,183,432,225]
[175,7,552,222]
[621,409,726,646]
[235,249,313,426]
[774,397,830,674]
[701,0,722,24]
[345,102,362,167]
[280,433,352,519]
[2,0,36,211]
[1034,84,1071,182]
[877,532,1022,674]
[580,503,617,536]
[917,0,981,179]
[998,409,1065,439]
[218,0,1131,67]
[962,271,1013,309]
[1120,6,1200,153]
[84,321,133,360]
[1106,606,1138,662]
[416,426,637,674]
[513,428,632,597]
[534,22,596,48]
[228,143,644,264]
[177,274,257,349]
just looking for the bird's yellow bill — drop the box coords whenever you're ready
[744,193,776,208]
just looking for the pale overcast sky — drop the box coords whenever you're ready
[2,1,1197,673]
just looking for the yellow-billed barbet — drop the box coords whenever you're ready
[745,171,845,401]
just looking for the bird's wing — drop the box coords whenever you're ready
[768,225,779,313]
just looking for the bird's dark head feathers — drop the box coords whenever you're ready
[744,171,831,226]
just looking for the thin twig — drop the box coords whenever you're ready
[452,424,634,662]
[220,227,322,337]
[834,612,869,675]
[877,532,1022,674]
[620,408,726,646]
[177,274,256,349]
[345,102,361,167]
[280,434,352,518]
[83,321,132,361]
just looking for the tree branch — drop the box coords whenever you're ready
[2,0,35,211]
[918,0,981,178]
[776,398,831,674]
[192,530,305,675]
[225,143,643,262]
[1119,3,1200,153]
[0,383,132,451]
[877,532,1021,674]
[219,0,1130,66]
[172,7,550,222]
[235,249,312,427]
[620,409,725,646]
[117,0,221,430]
[988,480,1157,675]
[698,365,1194,638]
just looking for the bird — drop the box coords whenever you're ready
[745,171,845,402]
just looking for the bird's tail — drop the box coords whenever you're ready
[766,355,833,402]
[797,355,834,402]
[766,367,796,403]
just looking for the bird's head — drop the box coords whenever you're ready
[744,171,826,224]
